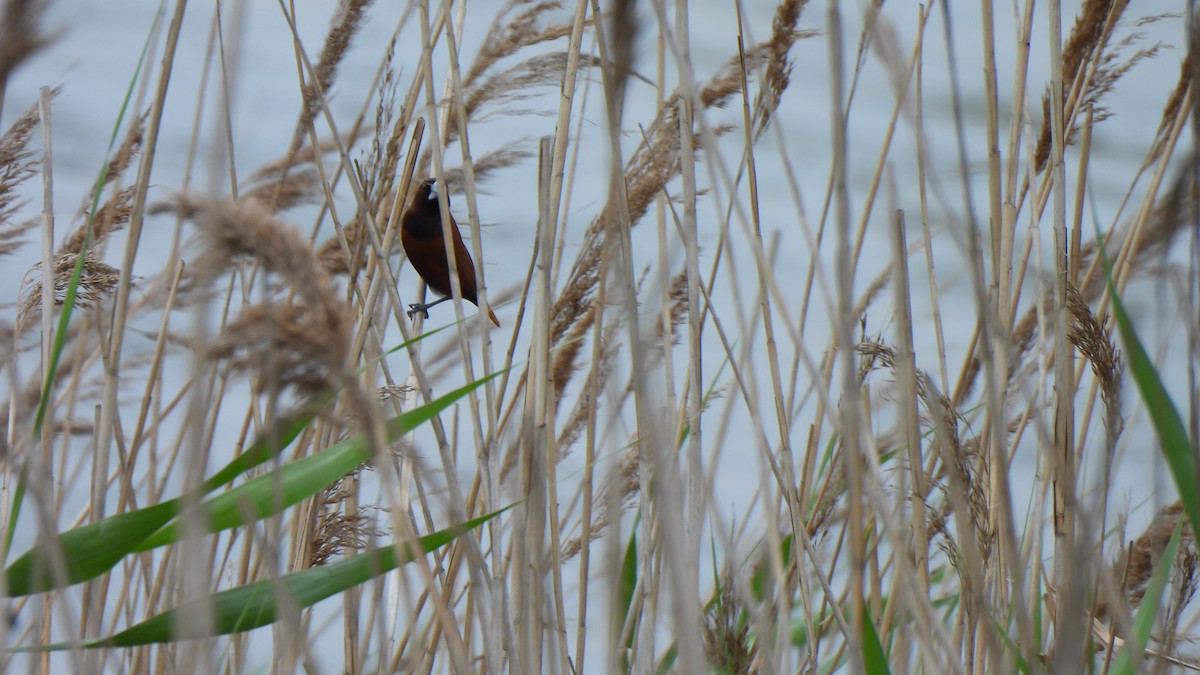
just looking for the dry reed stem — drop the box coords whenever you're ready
[2,0,1194,670]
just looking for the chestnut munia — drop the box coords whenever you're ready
[400,178,499,327]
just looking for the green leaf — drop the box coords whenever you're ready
[615,511,640,672]
[14,509,504,650]
[137,372,501,550]
[989,613,1032,674]
[860,609,891,675]
[5,414,312,596]
[6,367,502,595]
[1104,254,1200,533]
[750,533,792,601]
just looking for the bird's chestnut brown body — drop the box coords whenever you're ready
[401,178,499,326]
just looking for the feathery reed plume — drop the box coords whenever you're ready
[703,582,759,675]
[207,303,347,396]
[249,129,371,184]
[1148,54,1192,166]
[1109,502,1195,615]
[704,46,772,109]
[551,101,683,344]
[162,194,351,394]
[437,142,533,191]
[554,271,696,449]
[654,272,690,346]
[559,448,640,559]
[423,2,580,164]
[963,278,1123,417]
[466,52,601,122]
[291,0,373,152]
[310,510,378,567]
[87,110,146,202]
[317,218,365,276]
[0,0,51,86]
[1131,154,1199,264]
[52,113,145,258]
[1034,0,1131,172]
[465,1,572,87]
[1064,283,1123,442]
[960,158,1191,406]
[0,216,34,257]
[56,186,137,258]
[544,271,684,465]
[17,253,120,324]
[546,56,777,414]
[0,98,42,254]
[755,0,812,135]
[856,338,994,557]
[551,319,618,458]
[309,476,379,566]
[361,46,400,215]
[168,196,335,308]
[240,169,321,212]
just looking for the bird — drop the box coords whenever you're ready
[401,178,500,327]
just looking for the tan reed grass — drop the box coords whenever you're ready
[0,1,1195,673]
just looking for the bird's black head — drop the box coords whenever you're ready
[419,178,448,210]
[403,178,451,237]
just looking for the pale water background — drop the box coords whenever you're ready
[0,0,1192,671]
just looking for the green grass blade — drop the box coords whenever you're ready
[1104,257,1200,532]
[989,614,1032,674]
[615,510,640,673]
[5,413,313,595]
[14,509,504,650]
[6,500,182,597]
[6,370,500,594]
[859,609,891,675]
[136,371,503,550]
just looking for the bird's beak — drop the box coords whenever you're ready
[426,180,438,200]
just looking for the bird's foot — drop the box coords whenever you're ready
[406,303,432,320]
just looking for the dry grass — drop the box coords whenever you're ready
[0,0,1195,673]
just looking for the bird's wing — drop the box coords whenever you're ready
[402,227,453,298]
[450,222,481,305]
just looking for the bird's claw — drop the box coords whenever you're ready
[407,303,431,320]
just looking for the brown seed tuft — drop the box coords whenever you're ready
[208,302,349,397]
[756,0,812,134]
[18,253,121,326]
[160,194,351,393]
[702,583,759,675]
[0,99,44,246]
[292,0,373,152]
[1033,0,1132,172]
[1111,501,1194,612]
